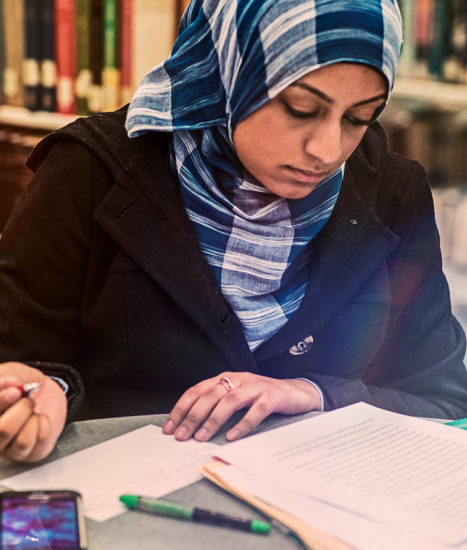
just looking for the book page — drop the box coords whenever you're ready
[214,464,450,550]
[2,426,217,522]
[217,403,467,545]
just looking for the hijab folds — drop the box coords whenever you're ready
[126,0,403,351]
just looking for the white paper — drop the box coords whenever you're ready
[217,464,452,550]
[216,403,467,546]
[2,425,217,522]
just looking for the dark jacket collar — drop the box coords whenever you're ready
[27,108,399,368]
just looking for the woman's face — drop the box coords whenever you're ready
[233,63,387,199]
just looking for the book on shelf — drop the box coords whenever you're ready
[119,0,132,106]
[0,0,5,104]
[103,0,119,112]
[41,0,57,113]
[398,0,467,83]
[2,0,24,107]
[89,0,104,113]
[76,0,91,115]
[55,0,76,114]
[132,0,177,92]
[22,0,57,112]
[23,0,41,111]
[0,0,181,117]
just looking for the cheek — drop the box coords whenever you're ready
[234,116,286,172]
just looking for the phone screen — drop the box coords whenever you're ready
[0,493,80,550]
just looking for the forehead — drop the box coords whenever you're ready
[284,63,388,106]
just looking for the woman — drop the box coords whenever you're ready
[0,0,466,462]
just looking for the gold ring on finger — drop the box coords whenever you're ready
[218,377,235,393]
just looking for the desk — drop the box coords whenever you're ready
[0,410,322,549]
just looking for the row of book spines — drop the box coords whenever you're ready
[398,0,467,83]
[16,0,138,115]
[1,0,190,116]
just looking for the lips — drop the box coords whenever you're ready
[286,166,329,184]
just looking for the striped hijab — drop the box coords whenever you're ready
[126,0,402,351]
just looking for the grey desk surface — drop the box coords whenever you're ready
[0,410,324,550]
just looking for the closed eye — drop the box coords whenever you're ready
[284,102,374,126]
[345,115,373,126]
[283,103,318,119]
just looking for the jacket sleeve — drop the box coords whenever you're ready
[0,141,109,420]
[302,161,467,419]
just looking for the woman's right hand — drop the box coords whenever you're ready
[0,362,67,462]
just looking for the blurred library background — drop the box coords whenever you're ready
[0,0,467,338]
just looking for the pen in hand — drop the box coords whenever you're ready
[120,495,271,534]
[19,383,41,397]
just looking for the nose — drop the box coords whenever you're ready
[303,119,342,167]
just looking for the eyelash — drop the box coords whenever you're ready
[284,104,372,127]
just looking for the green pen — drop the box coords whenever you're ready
[120,495,271,534]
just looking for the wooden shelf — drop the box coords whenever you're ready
[0,106,79,131]
[391,78,467,109]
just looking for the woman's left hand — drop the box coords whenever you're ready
[162,372,322,443]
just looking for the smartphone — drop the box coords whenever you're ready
[0,490,87,550]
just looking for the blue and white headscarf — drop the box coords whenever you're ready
[126,0,403,351]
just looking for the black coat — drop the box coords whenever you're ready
[1,107,466,422]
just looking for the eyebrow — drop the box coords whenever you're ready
[289,82,387,107]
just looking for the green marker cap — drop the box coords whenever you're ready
[120,495,138,508]
[250,519,271,534]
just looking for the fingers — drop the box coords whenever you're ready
[226,400,273,442]
[22,414,53,463]
[194,389,257,442]
[172,383,237,441]
[162,375,229,436]
[0,387,22,414]
[0,398,34,453]
[186,385,249,442]
[0,375,21,390]
[0,408,54,463]
[163,374,321,444]
[164,372,271,442]
[0,366,65,463]
[5,414,39,461]
[0,375,22,414]
[168,374,272,443]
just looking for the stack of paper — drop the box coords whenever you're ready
[204,403,467,550]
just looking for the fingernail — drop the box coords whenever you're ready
[195,428,209,442]
[175,426,188,440]
[227,429,240,442]
[163,420,174,433]
[4,388,20,404]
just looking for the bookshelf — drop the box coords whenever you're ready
[0,106,78,131]
[391,78,467,109]
[0,0,189,232]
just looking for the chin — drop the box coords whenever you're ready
[266,182,318,200]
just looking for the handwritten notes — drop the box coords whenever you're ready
[2,425,217,522]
